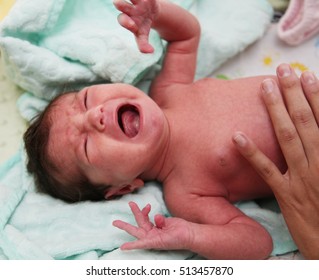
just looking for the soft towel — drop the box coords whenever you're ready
[0,0,283,260]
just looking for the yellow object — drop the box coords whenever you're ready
[290,62,309,73]
[263,56,273,66]
[0,0,16,21]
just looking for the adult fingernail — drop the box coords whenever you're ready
[303,71,316,85]
[262,79,274,94]
[233,133,247,148]
[277,64,291,78]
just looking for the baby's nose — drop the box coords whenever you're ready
[85,106,105,131]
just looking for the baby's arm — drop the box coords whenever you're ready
[113,199,273,259]
[114,0,200,86]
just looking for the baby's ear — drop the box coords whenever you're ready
[131,178,144,189]
[104,179,144,200]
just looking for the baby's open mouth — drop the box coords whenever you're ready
[117,104,140,138]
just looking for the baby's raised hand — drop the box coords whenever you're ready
[113,201,193,251]
[113,0,159,53]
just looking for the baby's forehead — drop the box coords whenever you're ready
[47,92,79,148]
[55,91,77,105]
[48,92,77,116]
[47,92,82,182]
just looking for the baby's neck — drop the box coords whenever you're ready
[141,122,172,183]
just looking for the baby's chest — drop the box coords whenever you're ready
[173,144,271,201]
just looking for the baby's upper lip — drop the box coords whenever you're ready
[116,104,140,138]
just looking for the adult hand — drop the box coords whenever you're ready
[233,63,319,259]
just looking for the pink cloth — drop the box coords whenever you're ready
[278,0,319,45]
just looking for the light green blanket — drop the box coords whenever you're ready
[0,0,272,99]
[0,0,294,260]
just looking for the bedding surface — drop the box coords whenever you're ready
[0,64,25,165]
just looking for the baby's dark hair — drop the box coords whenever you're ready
[23,94,108,203]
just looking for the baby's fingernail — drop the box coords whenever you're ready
[302,71,316,85]
[277,64,291,78]
[128,19,135,27]
[262,79,275,94]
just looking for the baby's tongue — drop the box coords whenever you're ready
[121,110,140,138]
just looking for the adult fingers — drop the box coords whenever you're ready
[276,64,319,158]
[261,78,308,170]
[300,71,319,163]
[301,71,319,122]
[233,132,286,196]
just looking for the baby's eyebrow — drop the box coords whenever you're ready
[69,91,82,111]
[73,91,79,103]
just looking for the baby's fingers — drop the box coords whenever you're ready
[117,13,138,34]
[120,238,156,250]
[113,220,144,238]
[113,0,134,15]
[135,36,154,53]
[129,202,154,230]
[117,14,153,53]
[154,214,166,229]
[141,203,151,216]
[114,0,137,32]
